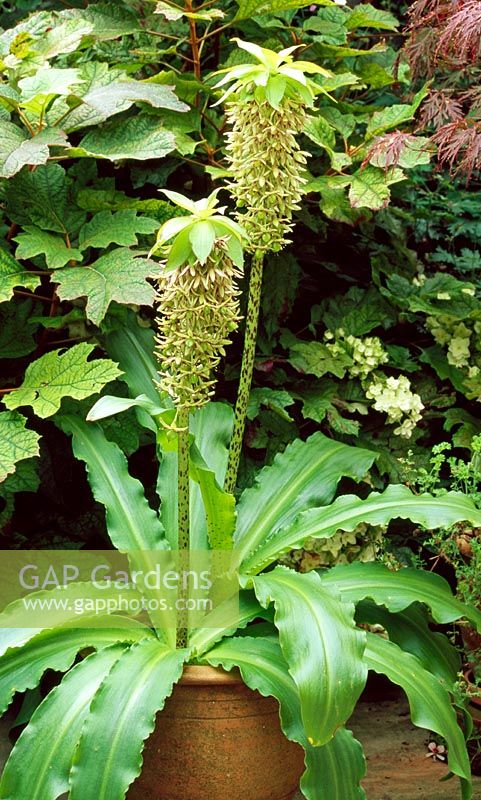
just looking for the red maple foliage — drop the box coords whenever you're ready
[406,0,481,177]
[431,120,481,178]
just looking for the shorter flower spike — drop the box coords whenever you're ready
[152,190,247,411]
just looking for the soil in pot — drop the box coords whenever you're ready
[128,665,305,800]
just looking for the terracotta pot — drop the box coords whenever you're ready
[128,664,305,800]
[459,669,481,776]
[461,624,481,656]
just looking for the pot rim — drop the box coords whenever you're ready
[180,664,243,686]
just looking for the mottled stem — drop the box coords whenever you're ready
[224,251,264,494]
[176,407,190,649]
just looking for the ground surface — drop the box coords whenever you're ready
[1,694,480,798]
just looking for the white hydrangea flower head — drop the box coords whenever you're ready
[365,374,424,438]
[323,329,388,380]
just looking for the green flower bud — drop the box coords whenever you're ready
[213,39,330,253]
[225,98,308,251]
[152,191,246,411]
[155,239,242,410]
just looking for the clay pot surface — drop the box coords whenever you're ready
[459,670,481,775]
[128,664,305,800]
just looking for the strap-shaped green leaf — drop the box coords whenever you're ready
[157,402,234,549]
[0,580,143,657]
[104,317,162,432]
[253,566,367,746]
[301,729,367,800]
[364,633,471,790]
[0,616,154,715]
[190,444,235,550]
[189,590,270,656]
[58,416,175,643]
[190,402,234,549]
[69,639,188,800]
[235,432,375,564]
[357,600,460,687]
[0,645,125,800]
[243,485,481,573]
[206,635,367,800]
[322,562,481,631]
[59,414,167,552]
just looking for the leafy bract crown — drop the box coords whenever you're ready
[212,38,331,109]
[150,189,247,270]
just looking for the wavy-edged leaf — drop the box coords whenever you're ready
[69,639,187,800]
[301,729,367,800]
[0,616,153,715]
[157,402,234,549]
[53,248,157,326]
[87,393,165,423]
[3,343,122,418]
[205,635,303,740]
[104,316,161,432]
[190,445,235,550]
[56,416,173,642]
[0,411,40,483]
[321,562,481,632]
[19,67,81,102]
[58,414,166,553]
[189,590,268,657]
[253,566,367,746]
[235,432,375,565]
[0,645,125,800]
[205,634,366,800]
[190,403,235,550]
[364,633,471,785]
[244,485,481,573]
[0,581,143,658]
[365,85,429,139]
[357,600,460,687]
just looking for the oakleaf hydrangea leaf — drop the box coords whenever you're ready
[77,81,188,117]
[78,210,158,251]
[0,410,40,483]
[53,248,157,326]
[0,246,40,302]
[19,68,82,102]
[14,226,82,269]
[0,122,69,179]
[5,164,86,235]
[3,343,122,418]
[76,115,177,161]
[348,166,405,211]
[235,0,332,20]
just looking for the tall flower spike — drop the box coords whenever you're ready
[213,38,331,253]
[151,189,247,412]
[216,40,330,492]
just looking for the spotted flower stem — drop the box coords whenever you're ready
[224,251,263,494]
[176,406,190,649]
